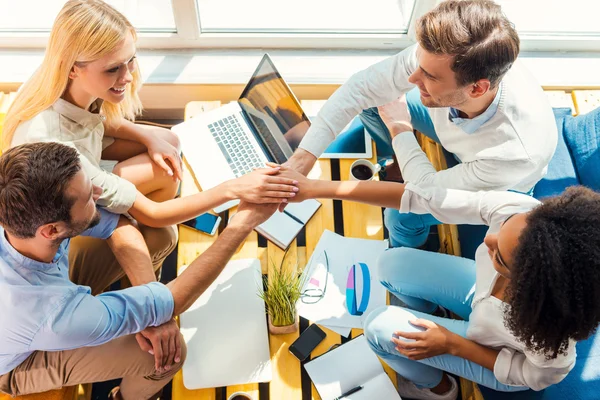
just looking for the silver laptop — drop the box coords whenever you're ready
[172,54,311,213]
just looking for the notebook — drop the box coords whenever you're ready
[304,335,401,400]
[254,199,321,249]
[179,259,272,389]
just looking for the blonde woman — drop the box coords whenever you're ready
[3,0,297,223]
[3,1,297,295]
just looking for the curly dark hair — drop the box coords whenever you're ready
[505,186,600,359]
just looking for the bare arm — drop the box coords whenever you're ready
[128,167,298,228]
[104,119,153,147]
[284,148,318,177]
[128,185,233,227]
[281,169,405,209]
[449,334,500,371]
[106,216,157,286]
[166,202,275,316]
[309,179,405,209]
[105,119,184,180]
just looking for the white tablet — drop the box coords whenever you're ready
[301,100,373,160]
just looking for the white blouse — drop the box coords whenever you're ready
[11,98,137,214]
[399,183,576,391]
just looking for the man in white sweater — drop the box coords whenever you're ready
[285,0,557,249]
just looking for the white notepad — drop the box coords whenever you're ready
[304,336,401,400]
[255,199,321,249]
[179,259,272,389]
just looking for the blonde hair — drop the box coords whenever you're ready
[2,0,143,150]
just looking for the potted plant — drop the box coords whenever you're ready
[258,261,306,335]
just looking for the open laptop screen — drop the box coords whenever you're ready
[238,55,310,155]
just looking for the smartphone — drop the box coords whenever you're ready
[181,213,221,235]
[289,324,327,362]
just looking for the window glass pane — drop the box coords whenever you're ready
[498,0,600,35]
[196,0,416,33]
[0,0,175,32]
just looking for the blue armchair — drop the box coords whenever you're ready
[466,106,600,399]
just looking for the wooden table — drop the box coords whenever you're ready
[172,90,586,400]
[171,100,391,400]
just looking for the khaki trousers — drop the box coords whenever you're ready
[70,224,179,295]
[0,225,181,400]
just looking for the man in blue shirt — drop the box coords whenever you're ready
[0,142,275,399]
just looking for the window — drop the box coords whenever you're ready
[0,0,597,51]
[498,0,600,36]
[195,0,416,34]
[0,0,175,33]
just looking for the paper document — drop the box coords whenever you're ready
[255,199,321,249]
[321,324,351,337]
[297,230,388,329]
[305,335,400,400]
[180,259,272,389]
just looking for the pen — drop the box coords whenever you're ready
[283,209,304,225]
[333,385,363,400]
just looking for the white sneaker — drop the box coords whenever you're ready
[396,374,458,400]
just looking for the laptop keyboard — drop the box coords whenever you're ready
[208,115,265,177]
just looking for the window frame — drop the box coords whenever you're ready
[0,0,597,52]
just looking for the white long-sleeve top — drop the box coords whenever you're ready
[300,45,558,193]
[399,183,576,390]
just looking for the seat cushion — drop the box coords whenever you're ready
[479,334,600,399]
[562,106,600,191]
[477,107,600,398]
[533,108,579,199]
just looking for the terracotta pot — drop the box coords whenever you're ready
[268,313,299,335]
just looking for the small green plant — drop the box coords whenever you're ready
[258,261,307,327]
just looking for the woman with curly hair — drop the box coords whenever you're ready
[279,166,600,400]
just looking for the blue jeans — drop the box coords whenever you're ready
[364,247,529,392]
[359,87,442,248]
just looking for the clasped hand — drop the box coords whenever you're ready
[135,319,182,373]
[377,94,413,138]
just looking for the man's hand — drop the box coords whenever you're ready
[392,318,454,360]
[278,149,317,212]
[282,148,318,177]
[230,201,279,229]
[377,95,413,138]
[135,319,182,373]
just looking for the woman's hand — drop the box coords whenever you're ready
[378,95,413,138]
[392,318,455,360]
[228,166,299,204]
[274,165,314,203]
[146,134,183,181]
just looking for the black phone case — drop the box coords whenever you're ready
[289,325,327,361]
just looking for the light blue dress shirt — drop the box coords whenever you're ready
[448,83,503,134]
[0,208,174,375]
